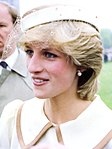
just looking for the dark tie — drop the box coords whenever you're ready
[0,61,8,69]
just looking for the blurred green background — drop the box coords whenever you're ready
[98,62,112,109]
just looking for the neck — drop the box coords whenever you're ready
[44,94,91,125]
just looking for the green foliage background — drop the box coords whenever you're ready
[100,29,112,49]
[98,62,112,109]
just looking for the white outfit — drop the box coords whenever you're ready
[0,95,112,149]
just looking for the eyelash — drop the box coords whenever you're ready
[0,24,6,27]
[43,51,58,58]
[25,48,58,59]
[25,49,33,57]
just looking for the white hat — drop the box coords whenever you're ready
[21,4,99,31]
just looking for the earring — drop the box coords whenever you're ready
[77,70,82,76]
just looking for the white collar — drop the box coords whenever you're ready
[5,48,18,69]
[18,96,112,148]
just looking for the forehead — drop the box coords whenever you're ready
[24,41,60,50]
[0,4,9,14]
[0,4,12,21]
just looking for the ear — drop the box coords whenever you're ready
[81,68,87,73]
[77,67,87,73]
[76,67,87,77]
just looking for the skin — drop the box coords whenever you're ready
[25,42,91,124]
[0,4,14,58]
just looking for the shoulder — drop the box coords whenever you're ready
[94,130,112,149]
[1,99,24,122]
[94,95,112,116]
[94,95,112,128]
[0,98,42,121]
[92,96,112,148]
[0,100,24,148]
[23,98,45,113]
[104,139,112,149]
[19,98,45,126]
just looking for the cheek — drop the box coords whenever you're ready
[3,26,13,37]
[49,62,77,95]
[46,61,66,75]
[2,32,10,41]
[47,61,76,80]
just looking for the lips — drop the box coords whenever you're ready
[32,77,49,86]
[35,79,45,83]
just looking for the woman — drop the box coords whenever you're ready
[0,4,112,149]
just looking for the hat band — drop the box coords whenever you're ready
[21,5,98,31]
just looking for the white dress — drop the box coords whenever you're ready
[0,95,112,149]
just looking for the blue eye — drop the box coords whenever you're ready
[44,51,57,58]
[25,50,33,57]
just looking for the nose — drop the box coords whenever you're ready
[27,56,44,74]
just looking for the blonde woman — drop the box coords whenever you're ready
[0,4,112,149]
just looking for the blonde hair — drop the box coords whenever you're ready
[53,21,103,101]
[19,19,103,101]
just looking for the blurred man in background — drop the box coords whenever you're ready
[0,1,34,115]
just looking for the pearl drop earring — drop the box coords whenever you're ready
[77,70,82,76]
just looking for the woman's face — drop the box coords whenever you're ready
[24,42,78,99]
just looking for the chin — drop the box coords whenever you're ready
[34,92,47,99]
[33,88,50,99]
